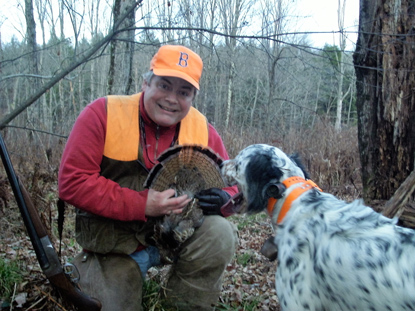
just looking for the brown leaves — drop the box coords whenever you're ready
[0,180,281,310]
[219,214,280,311]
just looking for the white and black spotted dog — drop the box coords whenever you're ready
[221,144,415,311]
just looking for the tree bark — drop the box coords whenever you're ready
[334,0,346,131]
[24,0,40,128]
[107,0,137,95]
[353,0,415,201]
[25,0,38,77]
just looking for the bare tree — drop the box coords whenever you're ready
[258,0,290,136]
[0,2,140,130]
[86,0,102,101]
[34,0,48,46]
[62,0,86,52]
[218,0,253,128]
[107,0,137,95]
[24,0,42,127]
[353,0,415,201]
[334,0,346,131]
[153,0,181,43]
[175,0,219,116]
[1,0,358,140]
[25,0,39,80]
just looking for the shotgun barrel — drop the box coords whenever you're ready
[0,133,101,311]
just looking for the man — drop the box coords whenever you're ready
[58,45,238,311]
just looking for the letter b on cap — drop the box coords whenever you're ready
[178,52,189,67]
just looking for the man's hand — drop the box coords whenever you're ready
[195,188,231,216]
[145,189,191,217]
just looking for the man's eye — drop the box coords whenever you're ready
[159,83,169,90]
[179,90,190,97]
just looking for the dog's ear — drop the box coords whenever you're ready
[289,153,310,180]
[265,183,286,199]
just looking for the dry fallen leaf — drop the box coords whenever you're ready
[14,292,27,308]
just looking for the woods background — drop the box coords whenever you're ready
[0,0,361,191]
[0,0,414,309]
[0,2,358,140]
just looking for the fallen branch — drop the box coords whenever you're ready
[35,285,67,311]
[382,170,415,227]
[26,296,46,310]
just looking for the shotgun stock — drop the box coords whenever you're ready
[0,133,101,311]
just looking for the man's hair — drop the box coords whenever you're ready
[142,71,199,97]
[142,71,155,84]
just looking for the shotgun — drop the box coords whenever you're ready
[0,133,102,311]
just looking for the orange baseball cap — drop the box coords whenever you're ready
[150,45,203,90]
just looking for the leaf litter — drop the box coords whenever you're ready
[0,182,280,310]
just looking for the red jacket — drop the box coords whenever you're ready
[58,94,237,222]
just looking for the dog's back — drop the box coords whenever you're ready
[276,191,415,311]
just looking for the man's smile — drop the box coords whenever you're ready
[158,103,178,113]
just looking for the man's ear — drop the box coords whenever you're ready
[142,79,149,91]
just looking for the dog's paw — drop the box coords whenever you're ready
[261,236,278,261]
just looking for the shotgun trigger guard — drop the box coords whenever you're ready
[63,263,80,284]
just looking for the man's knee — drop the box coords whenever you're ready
[204,216,237,257]
[180,216,238,263]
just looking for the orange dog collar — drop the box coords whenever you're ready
[267,177,322,224]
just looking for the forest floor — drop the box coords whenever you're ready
[3,180,414,311]
[0,128,365,311]
[0,181,281,311]
[3,164,412,310]
[3,123,415,310]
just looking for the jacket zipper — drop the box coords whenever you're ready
[154,124,160,163]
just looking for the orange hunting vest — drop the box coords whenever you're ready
[103,93,209,161]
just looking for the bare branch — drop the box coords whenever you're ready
[0,0,143,130]
[0,73,73,81]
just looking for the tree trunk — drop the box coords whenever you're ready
[250,76,260,127]
[107,0,136,95]
[24,0,39,128]
[335,0,346,131]
[25,0,38,77]
[224,61,234,128]
[335,47,344,131]
[353,0,415,201]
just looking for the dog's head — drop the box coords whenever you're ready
[222,144,309,214]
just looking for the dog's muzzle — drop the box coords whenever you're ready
[220,192,246,216]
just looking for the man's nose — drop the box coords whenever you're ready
[164,90,179,104]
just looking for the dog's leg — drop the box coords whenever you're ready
[260,236,278,261]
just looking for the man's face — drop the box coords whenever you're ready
[142,75,196,127]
